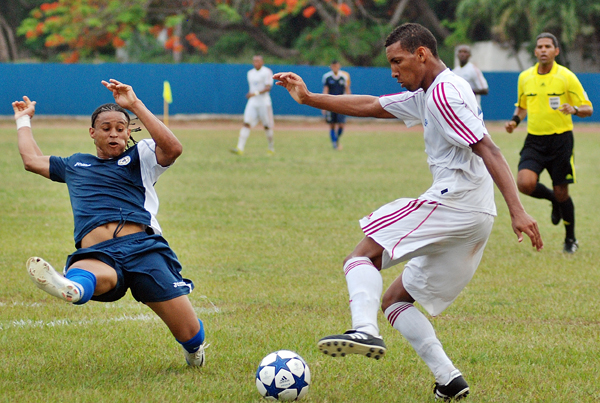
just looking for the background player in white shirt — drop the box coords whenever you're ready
[231,55,275,155]
[275,23,542,400]
[453,45,489,108]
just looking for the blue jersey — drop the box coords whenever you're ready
[49,139,168,247]
[322,70,350,96]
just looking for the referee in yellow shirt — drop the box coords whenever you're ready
[505,32,593,253]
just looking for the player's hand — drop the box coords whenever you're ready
[273,72,310,104]
[504,120,516,133]
[511,211,543,251]
[101,79,140,110]
[12,96,36,120]
[558,103,575,115]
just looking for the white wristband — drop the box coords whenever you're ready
[16,115,31,130]
[254,91,260,96]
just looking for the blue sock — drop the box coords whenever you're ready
[329,128,337,145]
[65,268,96,305]
[337,127,344,138]
[177,319,205,353]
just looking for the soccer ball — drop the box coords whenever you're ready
[255,350,311,401]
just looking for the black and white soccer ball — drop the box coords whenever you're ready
[255,350,311,401]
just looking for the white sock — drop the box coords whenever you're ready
[344,257,382,337]
[385,302,457,385]
[237,126,251,151]
[265,128,274,151]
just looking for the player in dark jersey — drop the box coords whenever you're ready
[13,79,208,367]
[322,60,351,149]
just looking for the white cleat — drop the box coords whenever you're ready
[26,257,81,303]
[182,342,209,367]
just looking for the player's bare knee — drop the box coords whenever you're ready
[517,181,535,195]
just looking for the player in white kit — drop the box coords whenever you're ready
[231,55,275,155]
[275,23,543,400]
[453,45,489,108]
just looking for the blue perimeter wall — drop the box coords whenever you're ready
[1,63,599,122]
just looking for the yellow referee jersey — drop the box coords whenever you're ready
[516,62,592,135]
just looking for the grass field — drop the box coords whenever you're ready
[1,118,599,403]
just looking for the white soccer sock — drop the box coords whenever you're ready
[265,128,274,151]
[385,302,457,385]
[237,126,251,151]
[344,257,382,337]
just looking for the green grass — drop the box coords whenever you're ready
[1,120,599,402]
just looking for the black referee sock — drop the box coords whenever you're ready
[559,197,575,240]
[529,183,557,203]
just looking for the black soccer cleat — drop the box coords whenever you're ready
[317,329,387,360]
[434,371,470,401]
[551,201,561,225]
[563,238,579,254]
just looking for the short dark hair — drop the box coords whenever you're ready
[536,32,559,48]
[385,23,438,58]
[91,103,130,128]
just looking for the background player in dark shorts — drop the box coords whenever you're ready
[505,32,593,253]
[322,60,351,149]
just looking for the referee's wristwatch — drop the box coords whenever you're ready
[573,105,579,116]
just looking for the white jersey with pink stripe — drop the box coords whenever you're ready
[378,68,496,216]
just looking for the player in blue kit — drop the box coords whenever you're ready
[12,79,208,367]
[322,60,351,149]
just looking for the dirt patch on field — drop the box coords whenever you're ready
[1,116,598,134]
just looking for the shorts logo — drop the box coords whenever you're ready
[74,162,91,167]
[424,118,428,127]
[173,281,193,292]
[118,156,131,166]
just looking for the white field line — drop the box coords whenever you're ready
[0,295,221,330]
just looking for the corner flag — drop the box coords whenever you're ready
[163,81,173,104]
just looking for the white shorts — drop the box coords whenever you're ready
[243,102,274,129]
[359,198,494,316]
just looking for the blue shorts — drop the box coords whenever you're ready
[65,232,194,303]
[325,111,346,124]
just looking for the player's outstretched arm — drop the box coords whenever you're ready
[274,72,394,119]
[102,79,182,167]
[13,96,51,178]
[471,135,543,251]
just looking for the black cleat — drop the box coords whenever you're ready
[317,329,387,360]
[434,371,470,401]
[551,202,561,225]
[563,238,579,254]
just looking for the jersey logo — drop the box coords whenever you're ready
[118,156,131,166]
[549,96,560,110]
[74,162,91,167]
[424,118,428,127]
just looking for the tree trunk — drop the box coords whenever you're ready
[193,16,300,59]
[0,12,17,61]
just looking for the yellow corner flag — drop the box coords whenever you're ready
[163,81,173,104]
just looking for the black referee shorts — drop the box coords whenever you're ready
[518,131,575,186]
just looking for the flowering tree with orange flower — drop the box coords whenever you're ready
[18,0,154,62]
[16,0,450,65]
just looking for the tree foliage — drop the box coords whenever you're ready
[10,0,600,66]
[449,0,600,67]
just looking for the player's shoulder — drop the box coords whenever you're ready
[554,63,579,79]
[519,65,537,79]
[322,70,334,79]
